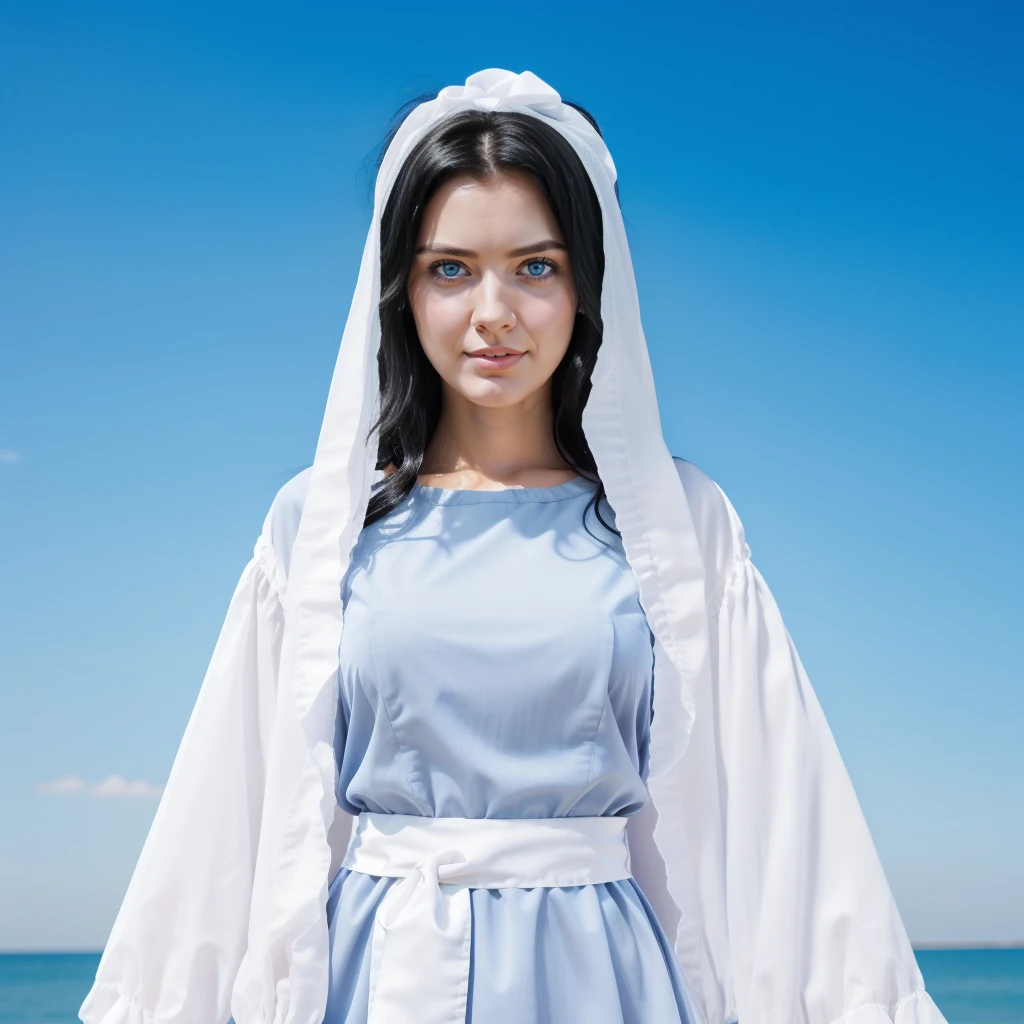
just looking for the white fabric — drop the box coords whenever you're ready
[341,812,632,1024]
[78,68,947,1024]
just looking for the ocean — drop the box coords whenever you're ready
[0,948,1020,1023]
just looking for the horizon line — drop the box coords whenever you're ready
[3,941,1024,956]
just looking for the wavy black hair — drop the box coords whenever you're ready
[363,90,620,540]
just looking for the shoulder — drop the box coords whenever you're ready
[261,466,314,582]
[670,455,749,593]
[260,464,392,582]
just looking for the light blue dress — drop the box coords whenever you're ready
[300,474,702,1023]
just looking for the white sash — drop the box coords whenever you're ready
[340,811,634,1024]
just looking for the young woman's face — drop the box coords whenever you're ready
[407,171,577,410]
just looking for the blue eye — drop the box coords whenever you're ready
[522,258,556,279]
[428,260,468,282]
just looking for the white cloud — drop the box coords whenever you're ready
[36,774,164,798]
[37,775,87,794]
[0,450,20,464]
[92,775,164,799]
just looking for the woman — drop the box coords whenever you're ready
[79,69,947,1024]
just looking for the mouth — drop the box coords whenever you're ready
[466,348,526,369]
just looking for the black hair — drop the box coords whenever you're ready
[363,90,621,541]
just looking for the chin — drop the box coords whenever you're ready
[454,376,539,407]
[461,387,532,409]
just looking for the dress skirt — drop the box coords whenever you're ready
[323,865,703,1023]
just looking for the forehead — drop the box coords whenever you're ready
[416,171,561,245]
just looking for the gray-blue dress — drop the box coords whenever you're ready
[321,474,703,1023]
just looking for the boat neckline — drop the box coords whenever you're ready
[411,474,598,505]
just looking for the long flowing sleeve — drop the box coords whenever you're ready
[78,531,287,1024]
[707,498,946,1023]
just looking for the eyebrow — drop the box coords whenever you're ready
[415,239,567,258]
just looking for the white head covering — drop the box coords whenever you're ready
[238,64,711,1019]
[80,67,948,1024]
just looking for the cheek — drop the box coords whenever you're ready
[524,288,576,351]
[410,288,467,350]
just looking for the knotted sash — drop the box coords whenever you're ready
[341,811,634,1023]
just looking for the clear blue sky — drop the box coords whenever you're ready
[1,1,1020,951]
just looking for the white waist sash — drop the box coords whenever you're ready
[340,811,634,1024]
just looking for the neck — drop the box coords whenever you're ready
[421,382,572,484]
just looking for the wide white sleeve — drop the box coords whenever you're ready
[710,506,947,1023]
[78,533,287,1024]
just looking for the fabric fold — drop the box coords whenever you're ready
[710,545,929,1024]
[75,986,163,1024]
[78,549,285,1024]
[832,990,949,1024]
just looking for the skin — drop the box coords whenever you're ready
[386,170,580,491]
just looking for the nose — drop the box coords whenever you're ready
[469,272,517,337]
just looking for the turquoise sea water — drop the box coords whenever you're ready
[0,949,1020,1023]
[916,950,1024,1024]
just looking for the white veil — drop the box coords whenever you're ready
[80,68,948,1024]
[236,65,713,1020]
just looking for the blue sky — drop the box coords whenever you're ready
[0,1,1020,951]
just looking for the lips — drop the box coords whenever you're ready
[467,349,525,368]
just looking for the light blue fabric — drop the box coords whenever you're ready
[314,473,704,1024]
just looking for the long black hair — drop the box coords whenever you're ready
[363,92,620,540]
